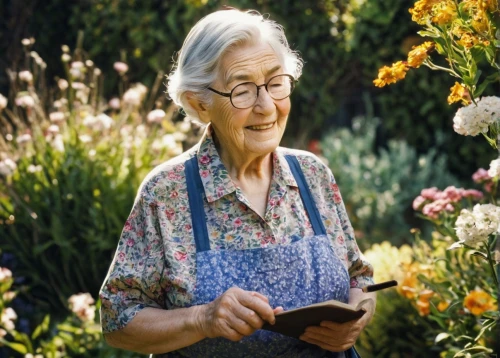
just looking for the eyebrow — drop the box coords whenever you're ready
[226,65,282,86]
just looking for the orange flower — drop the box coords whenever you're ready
[399,274,418,299]
[457,32,480,48]
[407,42,434,68]
[419,289,435,300]
[437,300,450,312]
[373,61,409,87]
[447,82,471,105]
[417,298,431,316]
[463,290,496,316]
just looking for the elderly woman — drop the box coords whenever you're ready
[100,8,376,358]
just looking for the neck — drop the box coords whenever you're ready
[212,130,273,183]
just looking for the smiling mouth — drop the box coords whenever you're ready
[246,122,275,130]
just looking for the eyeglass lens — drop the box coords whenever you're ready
[231,75,293,109]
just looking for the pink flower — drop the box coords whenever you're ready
[412,195,426,210]
[421,187,439,200]
[201,170,210,178]
[126,238,135,247]
[184,224,192,231]
[49,111,65,123]
[199,155,210,165]
[124,220,133,231]
[333,192,342,204]
[170,190,179,198]
[113,61,129,74]
[462,189,483,200]
[234,218,243,227]
[118,252,126,262]
[472,168,491,183]
[174,251,187,261]
[165,208,175,221]
[331,183,340,193]
[443,186,463,203]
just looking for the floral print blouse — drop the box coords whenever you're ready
[99,126,374,334]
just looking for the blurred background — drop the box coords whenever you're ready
[0,0,497,357]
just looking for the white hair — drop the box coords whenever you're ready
[167,9,303,121]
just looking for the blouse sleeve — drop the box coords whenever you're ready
[328,171,375,289]
[99,186,167,333]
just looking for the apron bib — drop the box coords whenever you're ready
[155,155,361,358]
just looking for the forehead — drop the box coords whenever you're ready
[219,42,283,86]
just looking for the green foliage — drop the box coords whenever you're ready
[321,115,458,248]
[0,43,191,317]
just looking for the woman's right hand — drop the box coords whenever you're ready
[195,287,279,342]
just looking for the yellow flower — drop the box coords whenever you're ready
[432,1,457,24]
[419,289,435,300]
[407,41,434,68]
[471,10,490,35]
[437,300,450,312]
[463,290,496,316]
[457,32,481,48]
[447,82,470,105]
[409,0,441,25]
[373,61,409,87]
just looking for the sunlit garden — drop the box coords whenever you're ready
[0,0,498,357]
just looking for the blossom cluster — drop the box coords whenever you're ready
[455,203,500,247]
[412,186,483,219]
[68,293,96,323]
[453,96,500,137]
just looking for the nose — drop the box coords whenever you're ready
[254,84,275,114]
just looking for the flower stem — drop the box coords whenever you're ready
[485,239,498,285]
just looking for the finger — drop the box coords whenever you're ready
[250,291,269,304]
[229,316,257,336]
[238,292,275,324]
[273,306,284,314]
[319,320,356,331]
[233,304,265,330]
[222,321,245,342]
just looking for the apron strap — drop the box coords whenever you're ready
[185,156,211,252]
[285,155,327,236]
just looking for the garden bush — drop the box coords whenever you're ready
[0,41,197,319]
[320,115,458,248]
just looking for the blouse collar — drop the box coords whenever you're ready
[195,125,298,203]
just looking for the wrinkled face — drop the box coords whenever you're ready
[203,41,291,159]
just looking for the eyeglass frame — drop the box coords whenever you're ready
[207,74,297,109]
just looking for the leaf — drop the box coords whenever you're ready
[0,340,28,354]
[448,241,463,250]
[435,332,450,343]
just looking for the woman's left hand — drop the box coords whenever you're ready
[299,289,376,352]
[298,313,369,352]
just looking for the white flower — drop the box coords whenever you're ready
[96,113,114,130]
[455,204,500,247]
[108,97,120,109]
[0,93,7,110]
[113,61,129,74]
[61,54,71,62]
[49,111,65,123]
[51,134,65,153]
[79,135,92,143]
[177,120,191,133]
[18,71,33,83]
[0,267,12,282]
[71,61,84,69]
[68,293,96,322]
[58,79,69,90]
[16,134,32,144]
[15,95,35,108]
[85,60,94,67]
[1,307,17,330]
[27,164,42,173]
[0,158,16,177]
[21,38,31,46]
[488,158,500,178]
[47,124,60,134]
[453,96,500,136]
[70,67,82,79]
[147,109,166,123]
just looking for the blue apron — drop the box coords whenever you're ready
[156,155,361,358]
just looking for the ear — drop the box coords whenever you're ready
[186,92,210,123]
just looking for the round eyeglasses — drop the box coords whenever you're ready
[208,74,297,109]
